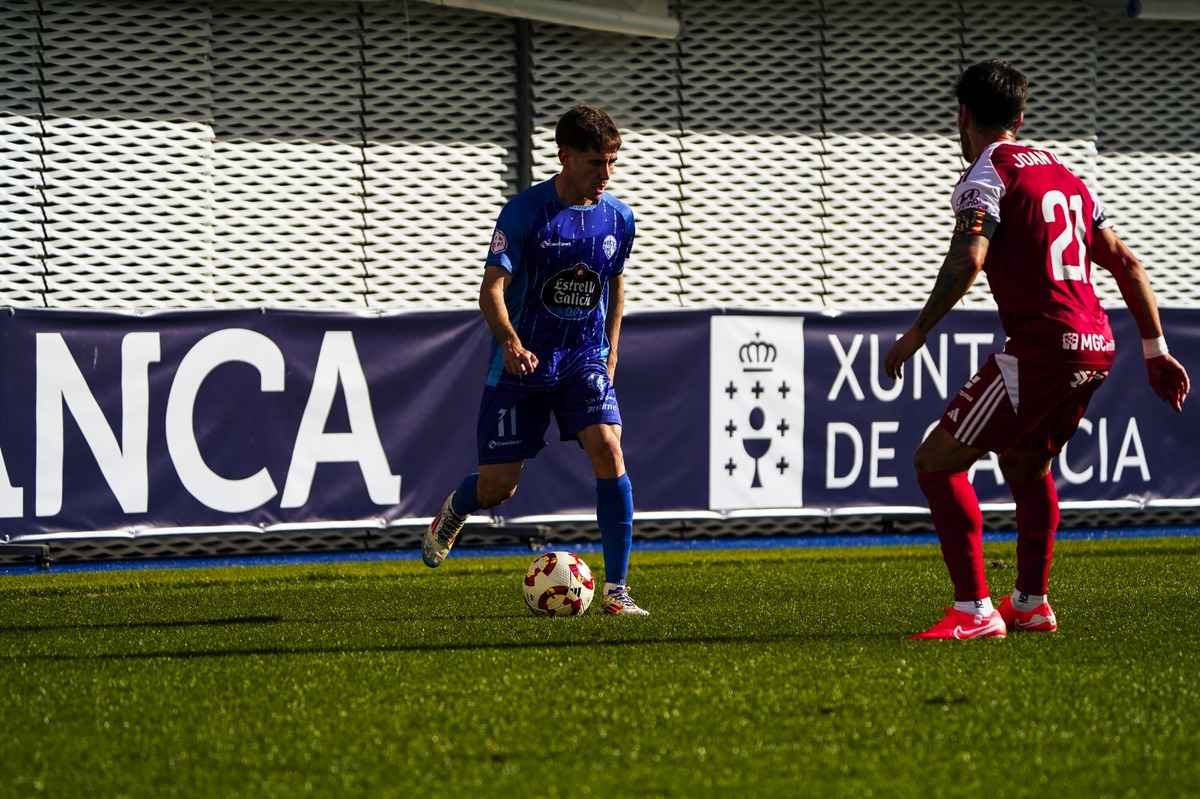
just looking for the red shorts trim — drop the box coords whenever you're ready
[939,354,1107,456]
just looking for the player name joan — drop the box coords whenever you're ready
[1011,149,1061,168]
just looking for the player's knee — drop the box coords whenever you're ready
[913,440,937,474]
[999,449,1051,483]
[597,440,623,467]
[587,435,623,474]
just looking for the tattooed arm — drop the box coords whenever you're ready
[884,218,990,382]
[913,233,989,336]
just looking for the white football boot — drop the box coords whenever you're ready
[601,583,650,616]
[422,492,467,568]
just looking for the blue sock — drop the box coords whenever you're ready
[450,473,481,516]
[596,473,633,585]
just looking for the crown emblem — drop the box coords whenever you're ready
[739,332,777,372]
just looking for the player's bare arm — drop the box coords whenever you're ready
[884,224,989,381]
[1091,227,1190,411]
[479,265,539,376]
[605,273,624,382]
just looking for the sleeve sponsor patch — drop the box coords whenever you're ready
[950,148,1005,221]
[954,188,982,211]
[953,207,998,239]
[490,229,508,255]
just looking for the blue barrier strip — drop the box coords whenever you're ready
[1,525,1197,577]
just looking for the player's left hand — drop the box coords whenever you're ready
[884,327,925,382]
[1147,354,1190,412]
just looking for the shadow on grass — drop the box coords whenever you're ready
[3,630,902,662]
[0,615,284,634]
[0,611,534,636]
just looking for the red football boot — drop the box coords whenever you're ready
[997,595,1058,633]
[908,607,1007,640]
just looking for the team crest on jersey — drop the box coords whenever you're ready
[602,234,618,260]
[490,229,508,255]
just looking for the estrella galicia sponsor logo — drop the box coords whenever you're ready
[602,234,618,259]
[541,264,602,320]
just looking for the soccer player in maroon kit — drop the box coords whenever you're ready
[885,60,1190,640]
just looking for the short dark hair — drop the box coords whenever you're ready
[956,60,1028,131]
[555,105,622,152]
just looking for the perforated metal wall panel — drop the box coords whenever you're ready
[6,503,1196,565]
[31,1,214,308]
[1096,16,1200,307]
[530,20,686,308]
[4,1,1199,314]
[211,2,368,307]
[821,0,964,309]
[678,0,827,308]
[0,0,46,306]
[364,1,515,308]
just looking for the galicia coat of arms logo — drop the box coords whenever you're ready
[709,316,806,510]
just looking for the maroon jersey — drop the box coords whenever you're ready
[952,141,1116,368]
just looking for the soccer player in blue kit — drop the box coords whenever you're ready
[422,105,648,616]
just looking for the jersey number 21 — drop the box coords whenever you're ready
[1042,189,1088,283]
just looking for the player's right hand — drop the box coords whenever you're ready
[884,327,925,383]
[502,338,539,376]
[1146,354,1190,412]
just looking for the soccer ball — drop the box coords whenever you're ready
[522,551,595,617]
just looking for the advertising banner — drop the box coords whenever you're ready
[0,306,1194,541]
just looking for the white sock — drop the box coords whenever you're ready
[1012,590,1046,612]
[603,581,625,595]
[954,598,994,616]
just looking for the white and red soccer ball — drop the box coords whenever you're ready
[522,551,594,617]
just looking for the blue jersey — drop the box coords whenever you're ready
[484,177,635,387]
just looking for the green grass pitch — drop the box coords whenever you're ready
[1,536,1198,798]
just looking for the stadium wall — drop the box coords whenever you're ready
[1,0,1198,557]
[2,0,1198,312]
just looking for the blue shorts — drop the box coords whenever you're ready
[476,365,622,464]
